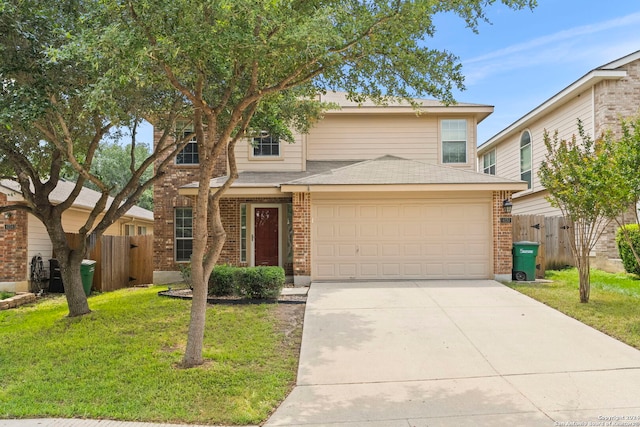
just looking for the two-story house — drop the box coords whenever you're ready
[153,92,527,285]
[477,50,640,268]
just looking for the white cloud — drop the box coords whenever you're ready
[462,11,640,85]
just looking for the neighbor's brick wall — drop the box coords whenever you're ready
[592,57,640,259]
[292,192,311,277]
[493,190,514,276]
[0,193,28,282]
[593,58,640,138]
[153,129,227,272]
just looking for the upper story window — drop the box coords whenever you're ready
[252,133,280,157]
[520,130,532,189]
[483,150,496,175]
[176,125,199,165]
[175,207,193,262]
[441,119,467,164]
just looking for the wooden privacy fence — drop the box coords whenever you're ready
[64,234,154,292]
[512,215,574,278]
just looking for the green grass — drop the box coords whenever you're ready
[0,291,14,300]
[0,286,300,424]
[508,268,640,350]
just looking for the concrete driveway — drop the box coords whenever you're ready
[265,280,640,426]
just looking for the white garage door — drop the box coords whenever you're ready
[312,198,492,280]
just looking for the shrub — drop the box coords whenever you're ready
[208,264,236,296]
[177,262,192,287]
[234,266,285,300]
[616,224,640,276]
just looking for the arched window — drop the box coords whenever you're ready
[520,130,532,189]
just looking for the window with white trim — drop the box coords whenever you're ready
[176,125,199,165]
[252,134,280,157]
[442,119,467,164]
[483,150,496,175]
[175,207,193,262]
[240,204,247,262]
[520,130,532,189]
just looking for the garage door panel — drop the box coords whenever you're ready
[403,264,422,276]
[359,206,377,218]
[382,264,401,276]
[338,264,357,277]
[360,264,379,277]
[312,199,492,280]
[360,223,378,237]
[338,244,357,256]
[338,224,357,237]
[404,244,421,256]
[381,223,399,236]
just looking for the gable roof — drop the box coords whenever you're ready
[477,49,640,155]
[0,179,153,221]
[281,156,525,192]
[318,91,494,123]
[179,157,526,196]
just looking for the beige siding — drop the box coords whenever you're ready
[493,88,593,196]
[235,133,305,172]
[27,215,53,263]
[512,191,561,216]
[306,114,477,170]
[60,208,89,233]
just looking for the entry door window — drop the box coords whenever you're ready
[254,207,279,266]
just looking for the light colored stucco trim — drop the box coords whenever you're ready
[281,183,527,193]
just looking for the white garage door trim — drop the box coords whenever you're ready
[312,197,492,280]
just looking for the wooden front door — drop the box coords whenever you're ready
[254,207,279,266]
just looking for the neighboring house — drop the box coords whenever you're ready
[153,92,527,285]
[477,50,640,269]
[0,179,154,292]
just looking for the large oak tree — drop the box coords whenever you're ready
[88,0,537,366]
[0,0,190,316]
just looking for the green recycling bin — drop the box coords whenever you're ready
[80,259,97,296]
[512,241,539,281]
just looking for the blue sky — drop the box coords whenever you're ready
[134,1,640,147]
[430,0,640,143]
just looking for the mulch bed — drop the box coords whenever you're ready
[158,287,307,305]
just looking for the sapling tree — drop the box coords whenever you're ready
[539,122,615,302]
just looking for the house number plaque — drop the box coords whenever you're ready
[500,217,512,224]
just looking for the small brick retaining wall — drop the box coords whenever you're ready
[0,292,36,310]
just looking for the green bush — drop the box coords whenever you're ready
[616,224,640,276]
[208,264,236,296]
[177,262,192,287]
[234,266,285,300]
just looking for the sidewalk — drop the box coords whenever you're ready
[0,419,251,427]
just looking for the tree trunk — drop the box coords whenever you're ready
[53,244,91,317]
[577,253,591,303]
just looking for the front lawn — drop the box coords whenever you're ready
[0,286,302,424]
[508,268,640,350]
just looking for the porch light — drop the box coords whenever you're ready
[502,199,513,214]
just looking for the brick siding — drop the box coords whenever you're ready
[153,129,227,271]
[0,193,28,282]
[591,58,640,259]
[493,190,514,276]
[292,192,311,278]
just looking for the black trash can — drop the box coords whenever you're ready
[49,258,64,293]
